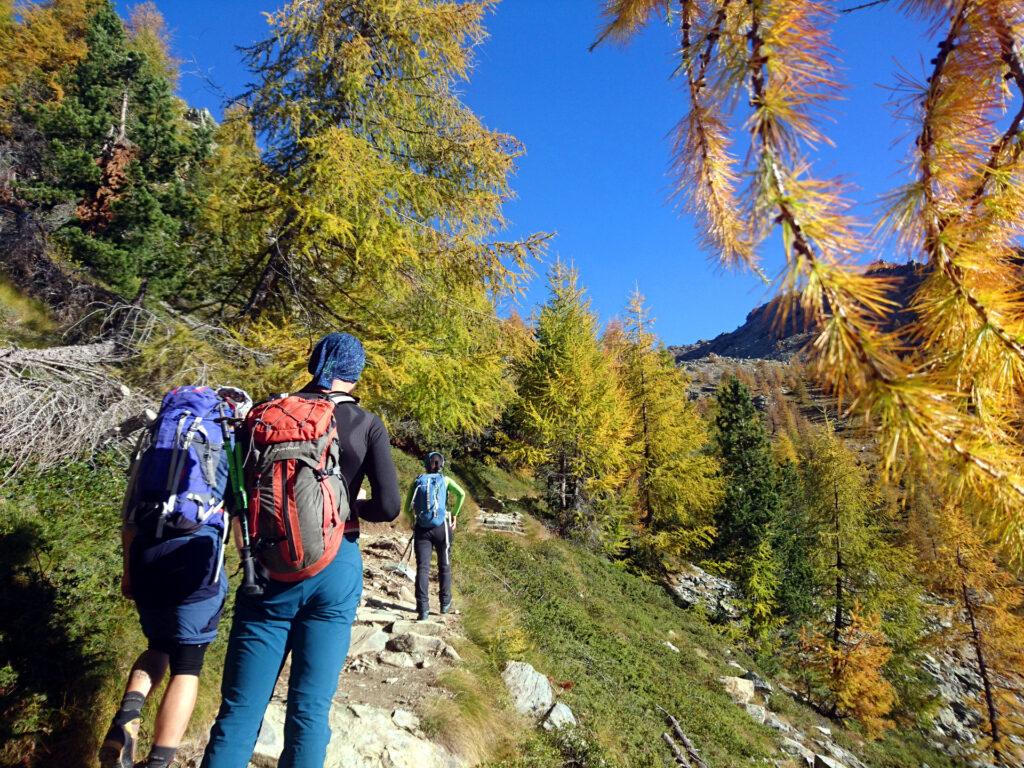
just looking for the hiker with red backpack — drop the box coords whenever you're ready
[101,385,251,768]
[200,332,401,768]
[408,451,466,621]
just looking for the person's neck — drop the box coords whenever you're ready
[323,378,356,394]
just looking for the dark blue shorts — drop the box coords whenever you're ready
[130,524,228,645]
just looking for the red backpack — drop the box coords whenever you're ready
[244,393,351,582]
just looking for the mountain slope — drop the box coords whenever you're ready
[671,262,926,364]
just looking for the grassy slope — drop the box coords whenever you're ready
[0,443,957,768]
[440,462,957,768]
[0,455,234,768]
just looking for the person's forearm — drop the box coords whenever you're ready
[356,421,401,523]
[447,478,466,518]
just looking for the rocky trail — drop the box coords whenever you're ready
[249,525,468,768]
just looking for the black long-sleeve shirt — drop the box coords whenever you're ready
[332,398,401,525]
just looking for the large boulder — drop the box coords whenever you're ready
[502,661,553,717]
[719,676,756,706]
[253,700,464,768]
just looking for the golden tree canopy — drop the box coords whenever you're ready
[595,0,1024,562]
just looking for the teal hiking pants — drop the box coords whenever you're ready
[200,534,362,768]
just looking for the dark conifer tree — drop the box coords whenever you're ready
[22,0,208,296]
[712,376,781,559]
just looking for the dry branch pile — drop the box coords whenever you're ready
[0,303,161,476]
[0,340,148,476]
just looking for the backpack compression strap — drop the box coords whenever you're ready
[326,392,361,535]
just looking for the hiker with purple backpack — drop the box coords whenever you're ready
[101,386,252,768]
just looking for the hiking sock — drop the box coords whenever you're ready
[99,691,145,768]
[141,744,178,768]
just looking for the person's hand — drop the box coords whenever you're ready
[120,570,133,600]
[450,517,458,531]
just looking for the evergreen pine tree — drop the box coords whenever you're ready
[21,0,208,295]
[712,376,780,559]
[710,376,785,640]
[773,457,816,623]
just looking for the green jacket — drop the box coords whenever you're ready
[404,474,467,522]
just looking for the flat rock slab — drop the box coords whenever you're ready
[356,607,406,625]
[390,620,445,637]
[378,651,417,668]
[781,737,815,764]
[349,626,389,657]
[254,700,463,768]
[502,661,553,717]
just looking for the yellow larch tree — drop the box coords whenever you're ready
[594,0,1024,563]
[607,289,721,572]
[915,505,1024,767]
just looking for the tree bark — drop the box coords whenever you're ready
[958,547,1004,766]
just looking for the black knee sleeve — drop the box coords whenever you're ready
[149,640,209,676]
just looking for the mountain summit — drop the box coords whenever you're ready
[672,262,926,363]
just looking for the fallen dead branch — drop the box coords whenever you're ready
[658,707,709,768]
[0,340,150,477]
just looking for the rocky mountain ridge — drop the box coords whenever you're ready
[670,262,926,365]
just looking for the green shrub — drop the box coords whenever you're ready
[0,455,232,768]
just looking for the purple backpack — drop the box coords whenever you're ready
[125,386,231,537]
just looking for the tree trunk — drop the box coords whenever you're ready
[639,362,654,526]
[958,547,1004,766]
[243,246,284,320]
[830,477,844,719]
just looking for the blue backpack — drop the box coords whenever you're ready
[412,472,448,529]
[126,386,231,537]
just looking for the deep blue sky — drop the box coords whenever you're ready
[120,1,932,344]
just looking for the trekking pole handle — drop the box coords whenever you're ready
[217,401,263,597]
[236,513,264,597]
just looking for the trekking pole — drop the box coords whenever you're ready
[216,402,263,597]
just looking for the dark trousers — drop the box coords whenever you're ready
[414,523,452,613]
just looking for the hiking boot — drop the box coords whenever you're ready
[441,601,453,615]
[97,717,139,768]
[417,609,430,621]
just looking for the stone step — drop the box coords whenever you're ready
[253,700,463,768]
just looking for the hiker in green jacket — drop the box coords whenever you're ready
[406,452,466,620]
